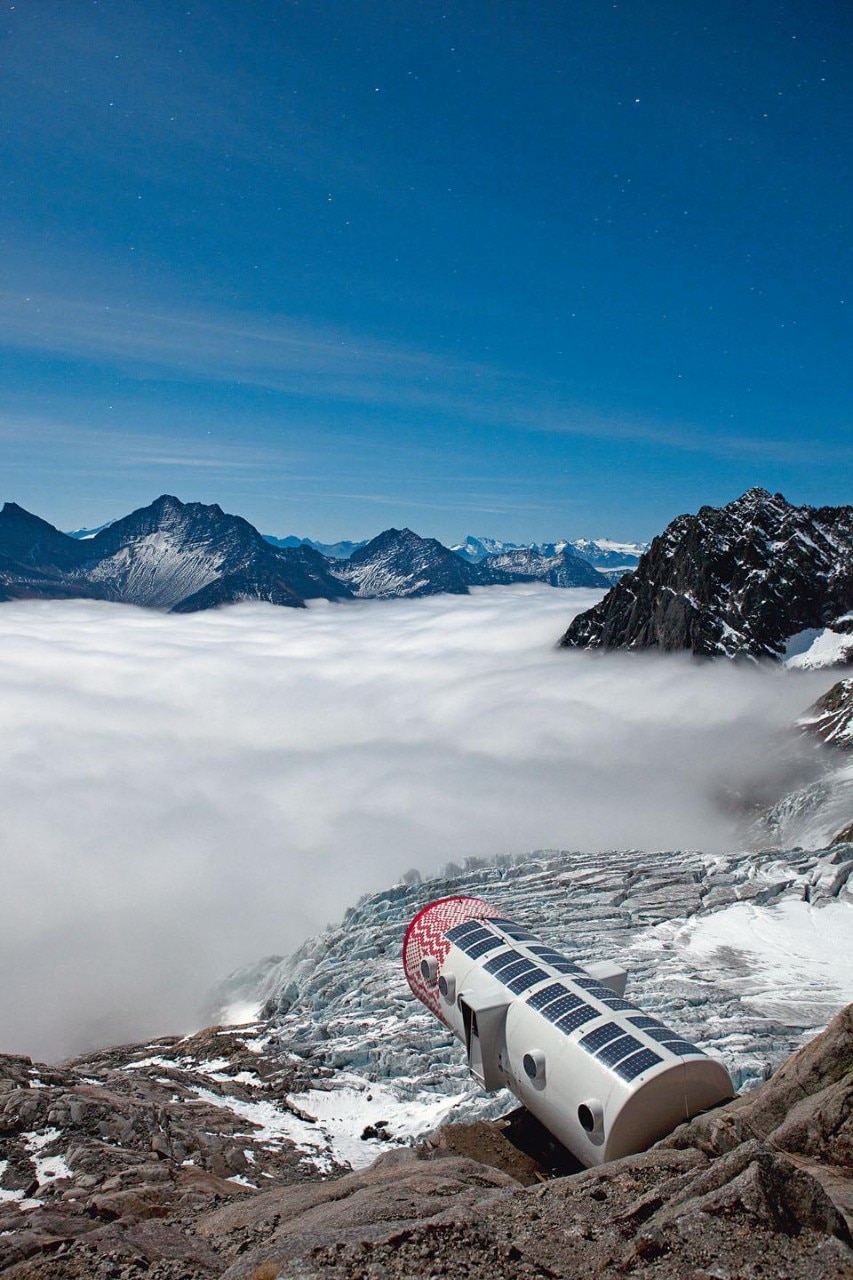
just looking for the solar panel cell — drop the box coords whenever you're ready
[446,920,488,943]
[595,1034,642,1066]
[527,983,567,1010]
[614,1048,663,1080]
[542,992,585,1020]
[490,919,539,941]
[578,1022,624,1052]
[462,935,505,959]
[499,958,538,982]
[554,1005,599,1033]
[657,1039,705,1057]
[507,968,545,993]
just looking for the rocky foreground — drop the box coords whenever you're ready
[0,1005,851,1279]
[2,842,851,1277]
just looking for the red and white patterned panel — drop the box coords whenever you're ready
[402,895,500,1024]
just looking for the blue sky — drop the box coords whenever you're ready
[1,0,850,542]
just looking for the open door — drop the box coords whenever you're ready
[458,992,509,1091]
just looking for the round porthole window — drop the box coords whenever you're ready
[522,1050,546,1081]
[438,973,456,1001]
[578,1098,604,1138]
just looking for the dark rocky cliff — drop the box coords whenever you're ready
[560,488,853,659]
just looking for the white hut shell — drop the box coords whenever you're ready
[403,895,734,1167]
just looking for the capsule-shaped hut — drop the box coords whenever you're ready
[403,895,733,1167]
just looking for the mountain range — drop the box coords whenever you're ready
[561,488,853,663]
[0,496,608,612]
[450,534,648,576]
[70,525,646,574]
[7,489,853,671]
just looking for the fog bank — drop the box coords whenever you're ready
[0,586,835,1060]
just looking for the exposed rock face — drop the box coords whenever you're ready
[560,488,853,659]
[0,1026,334,1279]
[331,527,485,598]
[196,1006,853,1278]
[3,1009,850,1279]
[802,680,853,751]
[84,496,353,611]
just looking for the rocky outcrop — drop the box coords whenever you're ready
[560,488,853,659]
[1,1002,851,1278]
[0,1025,337,1279]
[802,680,853,751]
[184,1009,853,1279]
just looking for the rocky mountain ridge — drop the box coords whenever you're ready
[0,497,607,612]
[560,488,853,661]
[802,679,853,751]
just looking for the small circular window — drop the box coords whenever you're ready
[522,1051,545,1080]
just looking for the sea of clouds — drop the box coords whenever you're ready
[0,585,838,1061]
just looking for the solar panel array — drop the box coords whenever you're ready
[507,967,546,994]
[527,981,567,1010]
[442,913,694,1082]
[554,1005,599,1033]
[577,1023,663,1080]
[489,918,539,942]
[446,920,488,944]
[483,951,521,977]
[628,1015,705,1058]
[614,1048,663,1081]
[463,935,506,959]
[528,945,582,973]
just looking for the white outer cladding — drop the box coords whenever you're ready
[403,896,734,1168]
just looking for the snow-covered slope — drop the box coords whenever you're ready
[478,546,608,588]
[800,679,853,750]
[566,538,648,569]
[451,535,526,563]
[332,528,482,598]
[784,617,853,669]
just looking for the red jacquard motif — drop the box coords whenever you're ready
[402,896,499,1024]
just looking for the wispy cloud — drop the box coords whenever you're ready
[3,284,849,469]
